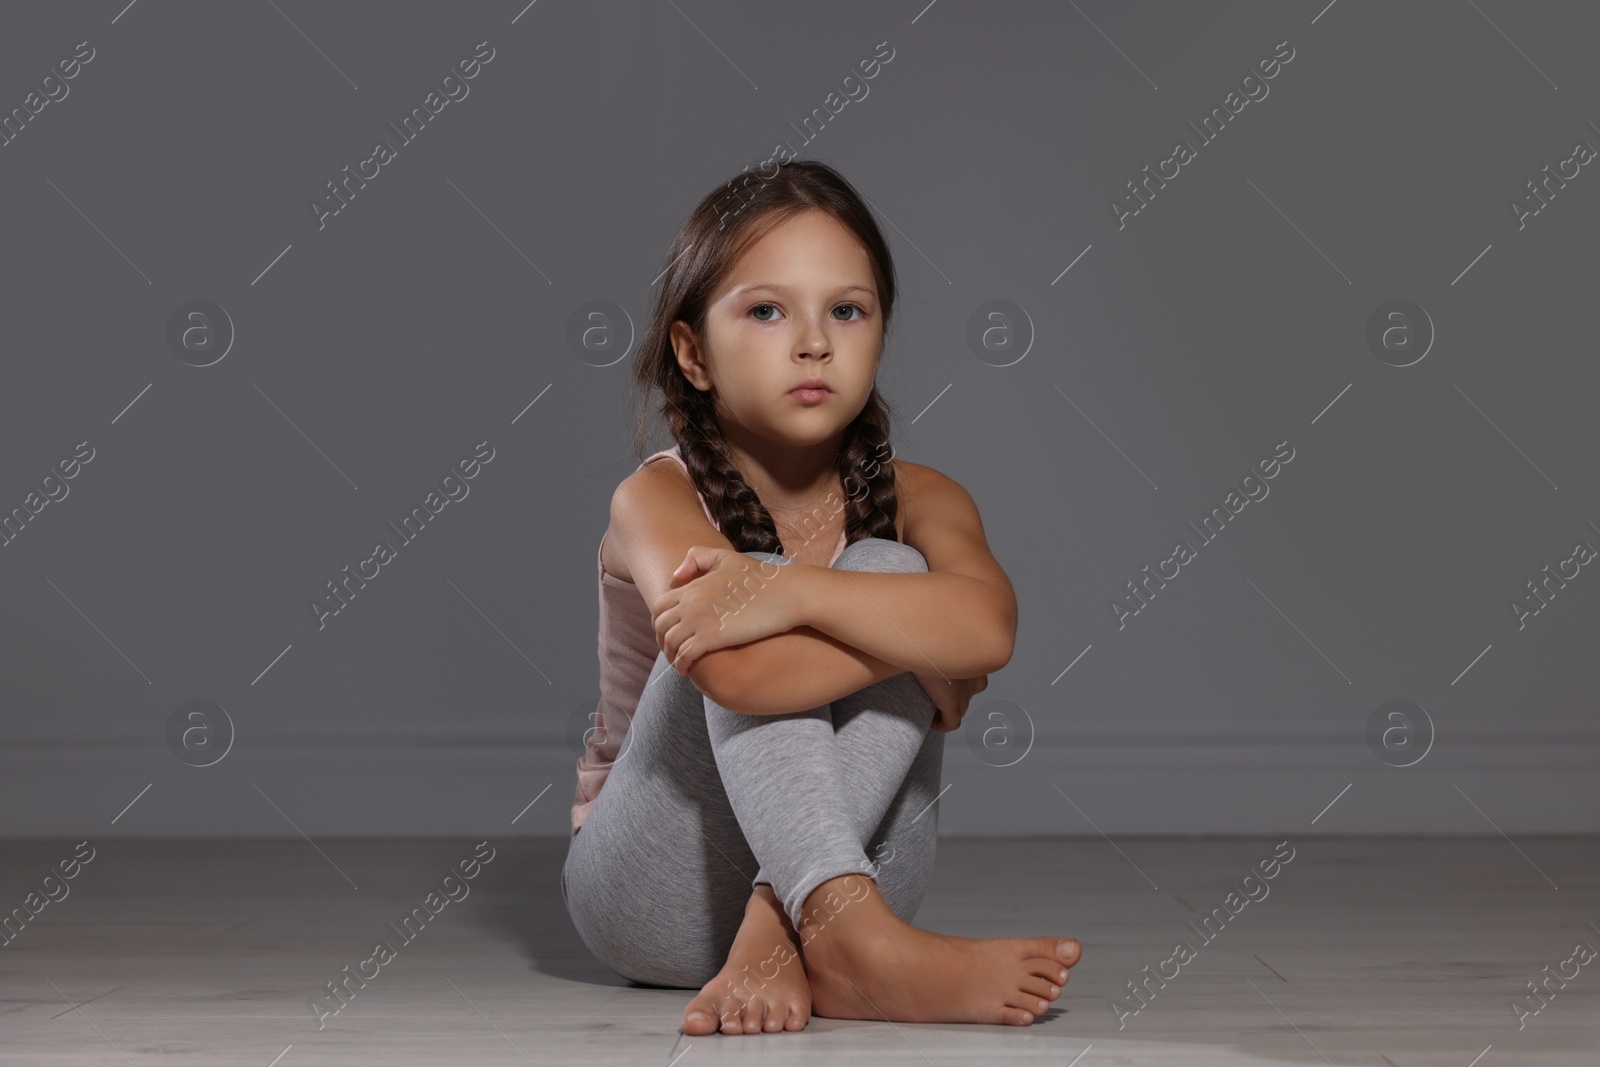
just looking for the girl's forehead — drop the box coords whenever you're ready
[705,212,880,308]
[732,211,868,263]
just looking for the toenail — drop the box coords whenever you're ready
[1059,969,1069,982]
[1020,1011,1033,1023]
[1057,940,1074,959]
[1049,985,1059,996]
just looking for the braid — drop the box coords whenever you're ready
[835,390,899,544]
[659,372,901,555]
[671,387,785,555]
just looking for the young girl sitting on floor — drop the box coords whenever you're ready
[562,159,1082,1037]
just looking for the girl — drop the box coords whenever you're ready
[561,160,1081,1037]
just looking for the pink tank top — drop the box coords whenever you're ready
[569,445,849,835]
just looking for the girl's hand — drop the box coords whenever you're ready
[913,671,988,733]
[651,546,803,674]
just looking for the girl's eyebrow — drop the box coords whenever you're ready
[730,283,875,298]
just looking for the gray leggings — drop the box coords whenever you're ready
[561,537,946,988]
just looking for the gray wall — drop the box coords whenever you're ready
[2,0,1595,838]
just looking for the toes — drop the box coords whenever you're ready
[785,1000,809,1030]
[682,996,719,1035]
[1024,936,1080,968]
[1000,1004,1035,1026]
[1005,990,1049,1022]
[744,999,766,1034]
[1026,957,1072,985]
[764,1003,785,1032]
[1009,988,1051,1017]
[1019,974,1058,1004]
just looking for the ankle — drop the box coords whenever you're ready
[795,873,897,951]
[741,883,795,939]
[747,882,783,917]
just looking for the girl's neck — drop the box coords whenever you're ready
[719,431,845,513]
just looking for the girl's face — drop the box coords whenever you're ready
[671,209,882,449]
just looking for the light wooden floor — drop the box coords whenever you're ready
[1,837,1594,1065]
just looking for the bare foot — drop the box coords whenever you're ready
[681,883,813,1035]
[797,873,1081,1027]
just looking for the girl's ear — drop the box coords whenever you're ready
[669,320,712,391]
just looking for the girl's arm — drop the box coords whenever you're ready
[614,459,1014,716]
[696,625,914,716]
[611,459,909,714]
[778,465,1016,681]
[713,465,1015,714]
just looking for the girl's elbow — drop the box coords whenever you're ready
[696,647,803,716]
[690,648,760,714]
[982,635,1015,675]
[985,605,1017,673]
[688,655,732,708]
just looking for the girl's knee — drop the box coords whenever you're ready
[833,537,927,574]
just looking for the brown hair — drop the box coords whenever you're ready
[629,159,900,555]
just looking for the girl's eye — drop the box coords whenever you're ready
[747,302,868,322]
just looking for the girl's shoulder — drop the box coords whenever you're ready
[890,457,949,504]
[889,458,935,541]
[890,457,926,483]
[891,459,988,546]
[891,458,1016,657]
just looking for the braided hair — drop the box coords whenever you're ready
[629,159,901,553]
